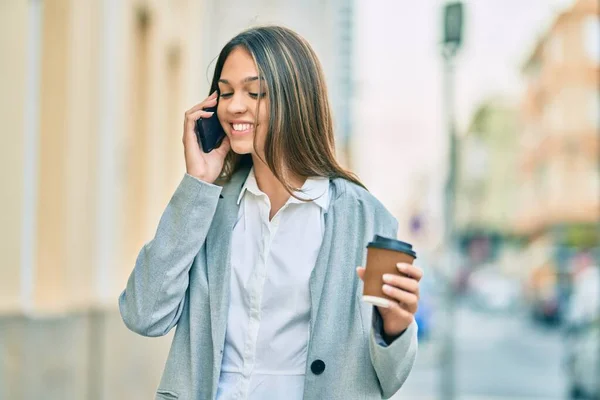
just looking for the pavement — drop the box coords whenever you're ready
[393,299,567,399]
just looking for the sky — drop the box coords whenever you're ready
[351,0,576,245]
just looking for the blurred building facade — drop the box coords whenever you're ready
[519,0,599,238]
[1,1,356,399]
[517,0,599,318]
[455,98,521,272]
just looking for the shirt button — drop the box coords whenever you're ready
[310,359,326,375]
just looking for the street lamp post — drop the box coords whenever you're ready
[440,3,463,400]
[597,252,600,398]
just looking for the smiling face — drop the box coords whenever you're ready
[209,26,365,192]
[216,46,269,156]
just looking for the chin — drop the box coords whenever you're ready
[229,140,254,155]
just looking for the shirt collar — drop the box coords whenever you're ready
[237,167,330,210]
[236,167,262,205]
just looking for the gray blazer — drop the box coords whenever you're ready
[119,167,417,400]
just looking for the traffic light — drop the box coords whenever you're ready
[444,2,463,48]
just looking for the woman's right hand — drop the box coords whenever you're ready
[183,91,231,184]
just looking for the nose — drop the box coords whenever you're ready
[226,93,248,115]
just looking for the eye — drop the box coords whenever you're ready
[249,92,267,99]
[219,92,233,98]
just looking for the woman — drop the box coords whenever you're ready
[119,25,422,400]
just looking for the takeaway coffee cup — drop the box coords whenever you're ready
[362,235,417,307]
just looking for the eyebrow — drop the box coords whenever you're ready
[218,76,260,85]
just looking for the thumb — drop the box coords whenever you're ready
[356,266,366,281]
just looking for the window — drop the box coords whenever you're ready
[549,35,563,63]
[554,86,594,132]
[565,87,586,132]
[583,16,600,63]
[535,162,550,198]
[590,89,600,129]
[587,159,600,206]
[544,97,563,134]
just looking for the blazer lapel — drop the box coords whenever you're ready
[206,167,251,368]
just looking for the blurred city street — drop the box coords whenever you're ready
[397,297,566,399]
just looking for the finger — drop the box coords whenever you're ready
[183,113,212,148]
[383,301,416,322]
[382,274,419,295]
[356,267,366,282]
[382,284,418,311]
[183,110,215,138]
[185,95,218,114]
[182,116,207,150]
[188,110,215,121]
[396,263,424,282]
[185,99,217,116]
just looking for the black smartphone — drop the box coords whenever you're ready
[194,106,226,153]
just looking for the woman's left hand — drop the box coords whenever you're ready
[356,263,423,340]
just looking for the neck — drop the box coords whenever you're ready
[251,154,305,219]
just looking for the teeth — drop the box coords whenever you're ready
[232,123,251,131]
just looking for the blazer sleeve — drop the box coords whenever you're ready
[370,313,418,398]
[118,174,222,337]
[368,215,419,398]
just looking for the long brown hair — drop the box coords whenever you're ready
[210,25,365,192]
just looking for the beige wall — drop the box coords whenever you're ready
[0,0,204,398]
[0,0,205,314]
[117,0,205,291]
[35,0,72,312]
[0,1,28,313]
[63,0,102,310]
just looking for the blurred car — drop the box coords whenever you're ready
[530,287,561,325]
[564,264,600,399]
[526,263,561,325]
[467,267,520,313]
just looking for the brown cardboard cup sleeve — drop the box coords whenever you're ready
[362,235,417,307]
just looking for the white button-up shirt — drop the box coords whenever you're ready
[216,167,330,400]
